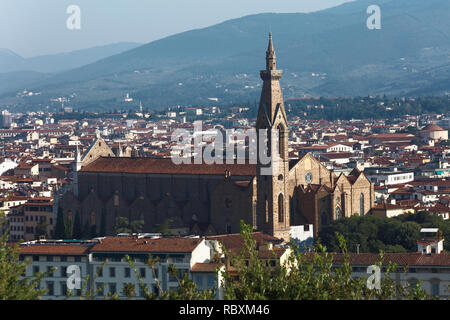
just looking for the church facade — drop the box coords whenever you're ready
[59,34,374,242]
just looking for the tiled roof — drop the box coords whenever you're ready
[373,203,404,210]
[90,237,203,253]
[329,253,450,267]
[80,157,256,176]
[191,263,221,273]
[422,124,445,132]
[206,232,283,252]
[369,134,414,139]
[18,244,92,255]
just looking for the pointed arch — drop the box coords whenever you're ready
[360,193,365,216]
[277,124,286,160]
[278,193,284,223]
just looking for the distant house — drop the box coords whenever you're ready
[420,124,448,142]
[14,162,39,177]
[372,203,404,218]
[369,133,415,145]
[326,143,354,153]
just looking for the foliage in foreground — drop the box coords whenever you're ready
[219,221,431,300]
[0,213,438,300]
[126,221,432,300]
[0,214,55,300]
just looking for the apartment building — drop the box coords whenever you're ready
[17,235,221,300]
[331,229,449,298]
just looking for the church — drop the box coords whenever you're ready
[59,34,374,242]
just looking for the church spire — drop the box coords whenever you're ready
[256,32,290,242]
[257,32,285,127]
[266,32,276,71]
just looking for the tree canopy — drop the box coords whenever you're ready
[319,212,450,253]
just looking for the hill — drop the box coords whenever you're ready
[1,0,449,111]
[0,42,141,74]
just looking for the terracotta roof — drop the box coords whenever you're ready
[206,232,283,252]
[422,124,445,132]
[18,244,91,256]
[373,203,404,210]
[369,134,414,139]
[80,157,256,176]
[299,145,328,150]
[322,152,353,159]
[191,263,221,273]
[249,248,286,259]
[328,253,450,267]
[90,236,203,253]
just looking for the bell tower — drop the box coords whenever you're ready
[256,33,290,242]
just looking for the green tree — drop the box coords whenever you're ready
[64,215,73,240]
[123,283,136,300]
[155,219,174,236]
[73,212,82,239]
[100,210,107,236]
[81,221,91,240]
[0,214,56,299]
[54,207,65,239]
[36,219,48,238]
[218,221,430,300]
[396,222,421,250]
[113,217,131,235]
[130,220,144,234]
[124,254,215,300]
[90,225,97,238]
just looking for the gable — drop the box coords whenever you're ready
[81,137,114,167]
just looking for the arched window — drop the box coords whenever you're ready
[277,124,286,160]
[321,212,327,226]
[278,194,284,223]
[360,193,365,216]
[265,195,269,223]
[113,192,119,207]
[335,206,342,220]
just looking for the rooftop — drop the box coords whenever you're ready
[80,157,257,176]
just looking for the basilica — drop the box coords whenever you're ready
[59,34,374,242]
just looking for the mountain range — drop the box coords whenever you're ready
[0,0,449,111]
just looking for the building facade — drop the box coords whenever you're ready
[17,235,221,300]
[59,34,375,242]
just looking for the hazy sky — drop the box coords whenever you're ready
[0,0,355,58]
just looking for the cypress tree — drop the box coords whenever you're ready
[100,210,106,236]
[81,221,90,240]
[73,212,82,239]
[54,207,65,240]
[64,216,73,240]
[90,225,97,238]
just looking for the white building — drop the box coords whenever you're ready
[17,235,221,300]
[326,143,353,153]
[0,158,18,176]
[290,224,314,251]
[417,228,444,254]
[334,252,450,299]
[331,228,450,299]
[366,168,414,186]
